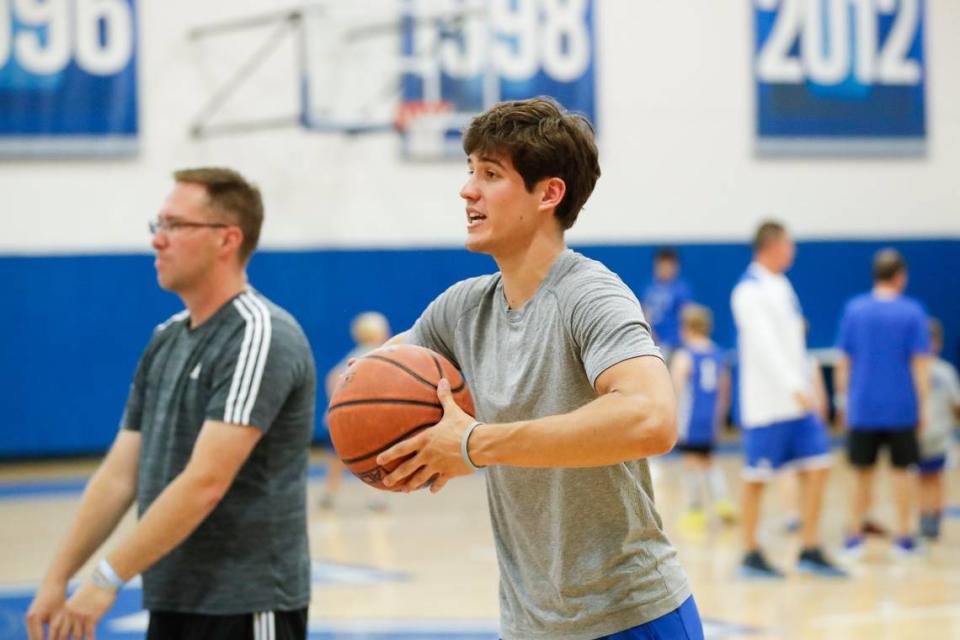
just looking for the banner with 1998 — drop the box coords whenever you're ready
[0,0,138,156]
[754,0,925,155]
[400,0,595,160]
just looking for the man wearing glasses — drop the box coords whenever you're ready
[26,168,317,640]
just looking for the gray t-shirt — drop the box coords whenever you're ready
[122,289,316,614]
[922,358,960,459]
[409,249,691,640]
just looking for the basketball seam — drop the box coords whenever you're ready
[328,398,442,413]
[362,353,466,393]
[340,421,436,464]
[429,353,467,393]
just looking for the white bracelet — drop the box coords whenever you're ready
[96,558,125,590]
[460,421,486,472]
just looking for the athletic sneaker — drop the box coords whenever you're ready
[679,509,708,535]
[919,513,941,541]
[714,499,738,525]
[739,550,784,579]
[797,547,848,578]
[891,536,924,558]
[841,534,865,559]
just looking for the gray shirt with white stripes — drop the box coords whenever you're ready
[122,289,316,615]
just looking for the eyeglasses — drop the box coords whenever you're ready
[148,218,230,236]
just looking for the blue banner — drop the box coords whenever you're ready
[754,0,925,155]
[399,0,596,160]
[0,0,138,156]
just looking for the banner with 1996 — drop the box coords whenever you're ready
[0,0,138,156]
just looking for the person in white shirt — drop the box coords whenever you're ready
[731,221,845,578]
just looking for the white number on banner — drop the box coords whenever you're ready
[755,0,804,83]
[700,359,718,393]
[877,0,921,84]
[540,0,589,82]
[803,0,849,85]
[3,0,133,75]
[75,0,133,75]
[438,1,485,80]
[755,0,921,86]
[14,0,71,74]
[433,0,590,83]
[491,0,538,82]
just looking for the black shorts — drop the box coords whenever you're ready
[147,608,307,640]
[847,428,919,469]
[675,442,714,456]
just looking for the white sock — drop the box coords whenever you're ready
[684,469,707,510]
[707,465,728,501]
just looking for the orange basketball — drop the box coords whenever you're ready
[326,344,475,490]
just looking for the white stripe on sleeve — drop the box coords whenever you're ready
[225,297,257,423]
[239,294,273,424]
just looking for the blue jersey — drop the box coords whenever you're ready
[677,344,724,445]
[642,277,692,349]
[837,293,929,429]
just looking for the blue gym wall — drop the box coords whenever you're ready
[2,238,958,458]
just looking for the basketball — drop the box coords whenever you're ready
[326,344,475,490]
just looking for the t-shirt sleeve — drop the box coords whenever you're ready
[408,278,483,368]
[206,318,312,432]
[119,341,154,432]
[568,272,662,387]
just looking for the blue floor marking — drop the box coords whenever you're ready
[0,465,330,501]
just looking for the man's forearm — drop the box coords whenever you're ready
[470,390,675,468]
[105,470,226,582]
[44,468,137,585]
[833,355,849,396]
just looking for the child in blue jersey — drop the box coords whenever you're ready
[670,304,734,532]
[918,318,960,540]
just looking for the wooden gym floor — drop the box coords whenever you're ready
[0,447,957,639]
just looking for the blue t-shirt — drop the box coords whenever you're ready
[677,343,724,445]
[837,293,929,429]
[642,277,692,349]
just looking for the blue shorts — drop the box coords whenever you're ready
[742,414,832,481]
[917,454,947,475]
[601,596,703,640]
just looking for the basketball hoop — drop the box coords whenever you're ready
[393,100,453,132]
[394,100,455,160]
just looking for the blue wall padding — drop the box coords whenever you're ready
[2,238,957,457]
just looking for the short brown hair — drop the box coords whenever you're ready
[173,167,263,263]
[872,248,906,282]
[753,220,787,252]
[462,97,600,230]
[681,304,713,336]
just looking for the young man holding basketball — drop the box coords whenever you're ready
[26,168,316,640]
[378,98,701,639]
